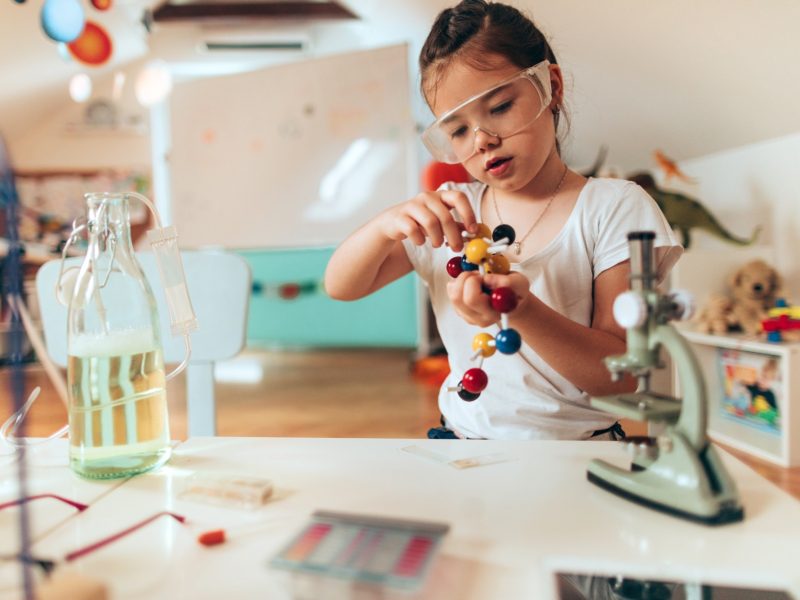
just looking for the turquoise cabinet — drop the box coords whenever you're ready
[240,247,418,348]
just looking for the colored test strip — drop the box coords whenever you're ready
[393,536,433,578]
[283,523,332,562]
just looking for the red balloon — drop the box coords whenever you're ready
[67,21,112,66]
[421,161,472,192]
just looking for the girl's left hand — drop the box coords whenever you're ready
[447,271,532,328]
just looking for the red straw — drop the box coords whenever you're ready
[65,511,186,562]
[0,494,89,512]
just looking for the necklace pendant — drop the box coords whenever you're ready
[512,241,522,255]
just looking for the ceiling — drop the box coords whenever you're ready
[1,0,799,171]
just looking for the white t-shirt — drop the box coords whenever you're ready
[403,177,683,440]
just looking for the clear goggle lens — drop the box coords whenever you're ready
[422,61,552,164]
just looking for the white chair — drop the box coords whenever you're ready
[35,251,251,437]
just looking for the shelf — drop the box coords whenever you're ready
[675,330,800,466]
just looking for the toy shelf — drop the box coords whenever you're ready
[676,328,800,467]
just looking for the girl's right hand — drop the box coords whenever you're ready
[377,190,477,252]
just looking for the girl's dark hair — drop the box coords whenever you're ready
[419,0,566,136]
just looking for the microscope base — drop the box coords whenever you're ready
[587,470,744,526]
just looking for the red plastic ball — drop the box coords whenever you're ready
[446,256,463,278]
[490,287,518,313]
[462,368,488,393]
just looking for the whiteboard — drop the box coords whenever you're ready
[168,44,415,249]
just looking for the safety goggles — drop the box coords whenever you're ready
[421,60,552,164]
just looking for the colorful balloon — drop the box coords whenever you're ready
[40,0,85,43]
[67,20,112,66]
[56,42,73,62]
[420,161,472,192]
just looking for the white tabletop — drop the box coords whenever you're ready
[0,441,125,555]
[2,437,800,599]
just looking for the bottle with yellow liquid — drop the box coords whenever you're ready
[67,193,171,478]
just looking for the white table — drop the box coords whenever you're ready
[2,437,800,599]
[0,442,127,556]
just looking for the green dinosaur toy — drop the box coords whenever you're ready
[629,172,760,249]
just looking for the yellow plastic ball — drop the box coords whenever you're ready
[486,253,511,275]
[472,332,496,357]
[473,223,492,240]
[465,239,489,264]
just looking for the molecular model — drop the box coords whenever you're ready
[445,224,522,402]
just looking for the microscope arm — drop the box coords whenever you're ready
[650,324,708,449]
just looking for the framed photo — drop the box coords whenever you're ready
[717,348,781,436]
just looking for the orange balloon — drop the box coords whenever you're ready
[67,21,112,66]
[420,161,472,192]
[91,0,112,9]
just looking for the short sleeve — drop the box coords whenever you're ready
[593,182,683,284]
[402,235,435,285]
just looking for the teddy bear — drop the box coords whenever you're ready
[727,259,783,335]
[694,293,734,335]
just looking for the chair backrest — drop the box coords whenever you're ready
[35,250,251,436]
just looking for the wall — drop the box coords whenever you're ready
[667,131,800,305]
[9,64,151,172]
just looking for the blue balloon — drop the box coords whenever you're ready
[41,0,85,44]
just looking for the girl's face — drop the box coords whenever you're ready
[428,55,561,192]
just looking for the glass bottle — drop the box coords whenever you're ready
[66,193,171,478]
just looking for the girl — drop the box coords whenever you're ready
[325,0,682,441]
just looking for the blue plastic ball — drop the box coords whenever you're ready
[495,328,521,354]
[461,256,479,272]
[41,0,85,44]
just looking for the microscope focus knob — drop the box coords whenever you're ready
[613,291,648,329]
[668,289,696,321]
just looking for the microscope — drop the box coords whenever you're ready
[587,231,744,525]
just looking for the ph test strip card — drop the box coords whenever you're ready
[270,510,449,590]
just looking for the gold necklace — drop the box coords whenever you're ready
[492,166,569,255]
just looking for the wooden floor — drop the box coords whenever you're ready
[2,348,798,500]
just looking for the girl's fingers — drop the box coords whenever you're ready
[406,203,445,248]
[461,274,485,306]
[447,275,480,321]
[485,273,528,292]
[448,273,494,326]
[483,272,532,311]
[439,190,477,234]
[462,276,495,320]
[424,196,465,252]
[396,215,426,245]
